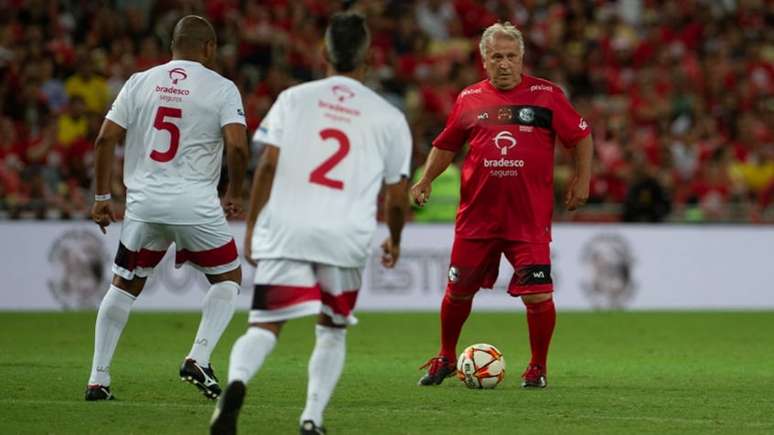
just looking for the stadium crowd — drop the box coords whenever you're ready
[0,0,771,222]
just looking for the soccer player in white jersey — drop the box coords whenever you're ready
[85,16,249,401]
[209,12,411,435]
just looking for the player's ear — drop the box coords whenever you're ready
[321,43,331,65]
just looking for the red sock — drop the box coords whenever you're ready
[439,292,473,362]
[525,298,556,369]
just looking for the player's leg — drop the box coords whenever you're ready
[298,265,360,434]
[418,237,499,386]
[211,259,320,434]
[86,219,169,400]
[173,219,242,399]
[504,241,555,388]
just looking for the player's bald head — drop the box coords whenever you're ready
[171,15,216,54]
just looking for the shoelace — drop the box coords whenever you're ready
[419,356,451,373]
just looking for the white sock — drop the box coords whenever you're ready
[300,325,347,427]
[88,285,136,386]
[187,281,239,366]
[228,327,277,383]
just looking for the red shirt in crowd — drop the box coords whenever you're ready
[433,75,590,242]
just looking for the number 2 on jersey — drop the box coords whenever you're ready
[309,128,350,190]
[150,106,182,163]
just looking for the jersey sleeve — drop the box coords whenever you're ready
[383,114,412,185]
[431,94,468,152]
[219,81,247,127]
[105,74,135,129]
[552,89,590,148]
[252,91,287,148]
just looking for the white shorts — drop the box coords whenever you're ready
[249,259,362,326]
[112,217,240,280]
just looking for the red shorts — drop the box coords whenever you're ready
[447,237,553,297]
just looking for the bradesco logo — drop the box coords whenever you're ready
[169,67,187,85]
[485,131,524,177]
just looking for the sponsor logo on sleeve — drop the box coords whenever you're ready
[460,87,483,97]
[529,84,553,92]
[579,119,588,130]
[237,108,245,117]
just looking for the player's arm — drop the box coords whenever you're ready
[410,147,456,207]
[381,178,409,268]
[222,123,249,218]
[565,134,593,211]
[242,144,279,266]
[91,119,125,234]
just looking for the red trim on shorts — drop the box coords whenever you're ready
[176,239,238,268]
[115,242,166,271]
[507,283,553,297]
[257,284,321,310]
[320,290,359,316]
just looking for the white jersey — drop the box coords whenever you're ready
[106,60,246,224]
[252,75,412,267]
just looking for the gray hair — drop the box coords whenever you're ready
[479,22,524,59]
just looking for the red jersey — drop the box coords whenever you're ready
[433,75,590,242]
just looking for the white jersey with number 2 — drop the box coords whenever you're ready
[252,75,412,268]
[106,59,246,224]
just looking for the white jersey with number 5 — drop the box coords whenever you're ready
[252,75,412,268]
[106,59,246,224]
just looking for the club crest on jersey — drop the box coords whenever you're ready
[332,85,354,102]
[518,107,535,123]
[497,107,512,121]
[169,67,187,85]
[493,131,517,155]
[448,266,460,283]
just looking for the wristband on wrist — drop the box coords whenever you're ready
[95,193,112,201]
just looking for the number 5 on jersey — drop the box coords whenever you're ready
[310,128,350,190]
[150,106,182,162]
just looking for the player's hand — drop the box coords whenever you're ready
[565,174,590,211]
[91,200,116,234]
[222,191,244,219]
[243,228,256,267]
[381,237,400,268]
[410,179,432,207]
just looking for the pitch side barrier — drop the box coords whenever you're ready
[0,222,772,311]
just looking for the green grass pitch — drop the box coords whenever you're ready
[2,311,773,434]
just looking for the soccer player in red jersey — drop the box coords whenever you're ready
[414,22,593,388]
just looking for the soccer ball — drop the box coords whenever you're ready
[456,343,506,389]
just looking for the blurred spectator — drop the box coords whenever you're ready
[0,0,771,223]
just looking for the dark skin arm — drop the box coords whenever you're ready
[381,178,409,268]
[410,147,456,207]
[90,119,126,234]
[222,123,250,218]
[565,134,593,211]
[243,145,280,267]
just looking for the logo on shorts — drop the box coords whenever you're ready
[47,229,111,309]
[169,67,187,85]
[448,266,460,283]
[518,107,535,123]
[580,233,636,309]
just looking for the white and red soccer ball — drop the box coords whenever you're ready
[456,343,506,389]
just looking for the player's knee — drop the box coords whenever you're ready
[208,280,240,300]
[250,321,284,337]
[444,287,475,302]
[522,292,553,305]
[317,313,347,329]
[206,266,242,285]
[112,275,146,297]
